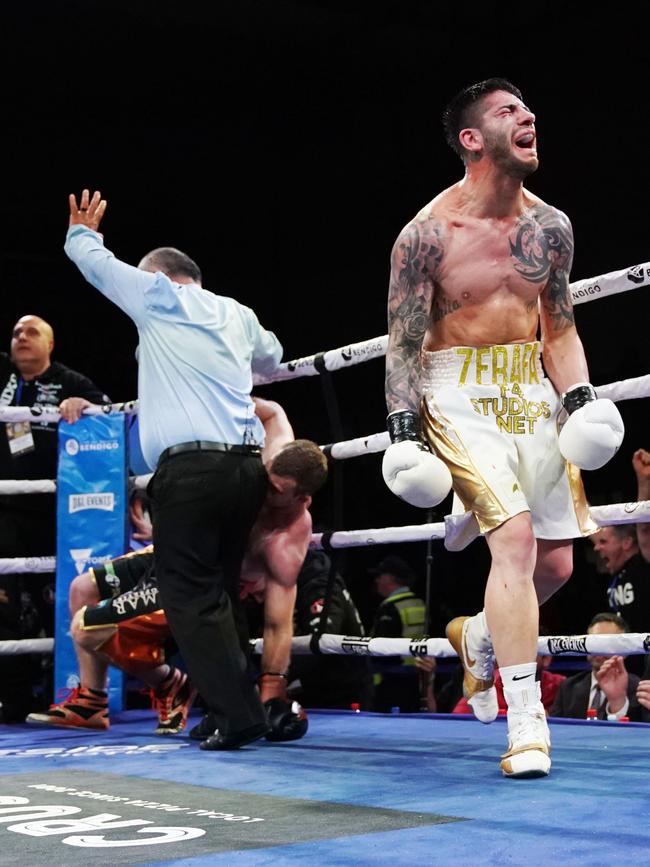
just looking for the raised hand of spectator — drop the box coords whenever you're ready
[596,655,628,713]
[637,679,650,711]
[632,449,650,562]
[632,449,650,482]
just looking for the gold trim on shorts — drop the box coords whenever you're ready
[565,461,598,537]
[421,397,511,534]
[78,605,112,632]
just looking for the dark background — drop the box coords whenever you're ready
[2,1,648,635]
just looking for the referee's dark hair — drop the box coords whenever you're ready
[138,247,202,284]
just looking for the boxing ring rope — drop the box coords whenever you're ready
[4,632,650,659]
[310,501,650,550]
[250,632,650,659]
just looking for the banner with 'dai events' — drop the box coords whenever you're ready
[55,415,128,712]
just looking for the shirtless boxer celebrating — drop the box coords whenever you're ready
[382,78,624,777]
[28,398,327,747]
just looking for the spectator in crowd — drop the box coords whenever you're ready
[550,613,641,720]
[0,314,108,721]
[369,555,429,712]
[591,505,650,679]
[591,524,650,637]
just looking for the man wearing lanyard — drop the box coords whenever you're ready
[0,315,108,720]
[64,189,283,750]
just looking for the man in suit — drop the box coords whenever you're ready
[550,613,641,720]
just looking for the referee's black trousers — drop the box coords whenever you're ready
[149,448,268,735]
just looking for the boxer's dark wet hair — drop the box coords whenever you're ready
[270,440,328,496]
[139,247,202,283]
[442,78,523,161]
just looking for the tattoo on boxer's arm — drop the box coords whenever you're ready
[510,206,575,330]
[385,219,443,412]
[538,209,575,331]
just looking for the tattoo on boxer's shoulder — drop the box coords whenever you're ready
[386,218,444,410]
[511,205,575,330]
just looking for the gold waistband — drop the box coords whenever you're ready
[422,342,543,389]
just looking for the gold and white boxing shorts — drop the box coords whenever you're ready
[421,342,597,547]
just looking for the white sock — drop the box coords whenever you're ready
[500,663,539,708]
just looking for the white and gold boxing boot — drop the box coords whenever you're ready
[500,679,551,778]
[446,611,498,724]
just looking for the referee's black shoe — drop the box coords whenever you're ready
[199,721,270,750]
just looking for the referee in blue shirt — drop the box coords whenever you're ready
[65,189,283,749]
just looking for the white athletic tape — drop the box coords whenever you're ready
[250,632,650,657]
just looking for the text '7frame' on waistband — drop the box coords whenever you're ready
[455,343,541,387]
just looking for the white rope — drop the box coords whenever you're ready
[312,522,446,549]
[251,632,650,657]
[252,336,388,385]
[570,261,650,305]
[310,500,650,550]
[596,374,650,403]
[0,557,56,575]
[325,431,390,461]
[0,400,139,424]
[0,638,54,656]
[4,632,647,659]
[0,500,647,574]
[590,500,650,526]
[0,479,56,494]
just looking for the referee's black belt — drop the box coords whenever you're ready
[159,440,261,463]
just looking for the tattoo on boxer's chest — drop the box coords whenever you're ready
[432,296,461,322]
[509,219,555,283]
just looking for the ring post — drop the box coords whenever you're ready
[55,414,128,713]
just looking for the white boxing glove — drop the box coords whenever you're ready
[382,411,452,508]
[558,383,624,471]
